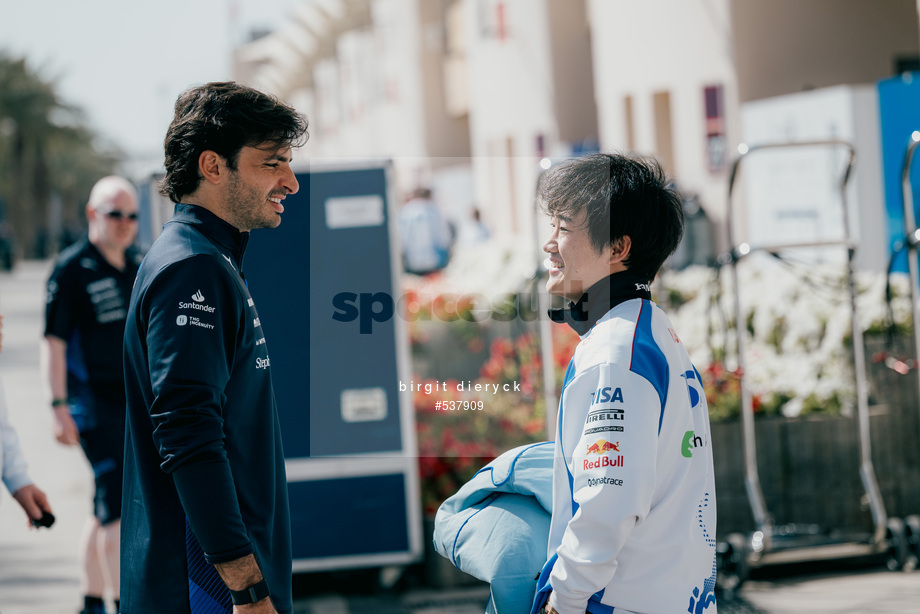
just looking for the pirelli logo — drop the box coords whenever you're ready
[585,409,625,423]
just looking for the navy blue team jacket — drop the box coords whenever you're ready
[121,204,292,614]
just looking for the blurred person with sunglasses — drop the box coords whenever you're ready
[43,175,142,614]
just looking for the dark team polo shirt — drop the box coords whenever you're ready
[121,204,292,614]
[45,237,141,408]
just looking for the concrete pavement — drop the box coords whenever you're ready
[1,259,90,614]
[2,259,919,613]
[741,567,920,614]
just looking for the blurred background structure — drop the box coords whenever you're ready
[0,56,119,261]
[233,0,920,255]
[0,0,920,259]
[3,0,919,262]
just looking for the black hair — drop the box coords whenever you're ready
[538,152,684,282]
[158,82,309,202]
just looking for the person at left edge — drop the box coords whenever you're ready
[122,82,308,614]
[1,314,54,528]
[43,176,141,614]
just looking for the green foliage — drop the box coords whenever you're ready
[763,391,793,416]
[665,287,692,310]
[0,54,119,257]
[701,363,790,423]
[767,316,786,351]
[800,392,843,417]
[865,318,912,337]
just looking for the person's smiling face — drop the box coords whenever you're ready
[542,210,614,301]
[223,143,298,231]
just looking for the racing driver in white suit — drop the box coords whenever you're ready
[533,153,717,614]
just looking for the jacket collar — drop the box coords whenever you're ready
[171,203,249,267]
[548,270,652,336]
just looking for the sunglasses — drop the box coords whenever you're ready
[101,210,139,221]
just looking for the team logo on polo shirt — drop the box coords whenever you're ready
[584,425,624,435]
[178,290,216,313]
[681,370,703,408]
[590,386,624,405]
[87,277,127,324]
[584,439,624,470]
[177,289,216,330]
[586,439,619,455]
[585,408,625,424]
[681,430,708,458]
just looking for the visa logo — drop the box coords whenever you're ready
[591,386,624,405]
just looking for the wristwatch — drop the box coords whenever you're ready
[229,579,270,606]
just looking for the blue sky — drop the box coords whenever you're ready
[0,0,304,176]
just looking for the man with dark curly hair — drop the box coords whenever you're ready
[122,82,308,614]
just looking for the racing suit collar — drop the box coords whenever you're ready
[172,203,250,268]
[548,270,652,336]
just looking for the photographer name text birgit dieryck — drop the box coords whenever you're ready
[400,379,521,394]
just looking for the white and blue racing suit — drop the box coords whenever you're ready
[536,272,718,614]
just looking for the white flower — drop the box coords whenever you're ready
[662,254,909,413]
[402,238,537,316]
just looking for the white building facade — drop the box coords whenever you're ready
[235,0,920,256]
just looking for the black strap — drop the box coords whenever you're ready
[229,579,271,606]
[548,271,652,336]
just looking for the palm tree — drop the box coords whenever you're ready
[0,54,118,259]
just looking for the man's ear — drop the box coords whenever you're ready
[610,236,632,264]
[198,150,224,185]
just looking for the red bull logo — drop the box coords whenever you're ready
[586,439,620,455]
[584,455,624,470]
[584,439,623,469]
